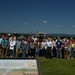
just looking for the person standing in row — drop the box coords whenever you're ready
[35,40,40,57]
[52,37,57,58]
[2,37,9,57]
[9,37,16,57]
[68,37,73,59]
[63,37,69,59]
[21,37,27,57]
[71,40,75,59]
[16,37,22,57]
[56,37,62,59]
[46,37,53,59]
[30,40,35,57]
[41,39,47,57]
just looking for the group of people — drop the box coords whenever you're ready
[0,33,75,59]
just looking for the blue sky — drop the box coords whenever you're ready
[0,0,75,34]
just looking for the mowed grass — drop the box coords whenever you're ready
[40,58,75,75]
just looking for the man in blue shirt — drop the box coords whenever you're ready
[2,37,9,57]
[56,37,62,59]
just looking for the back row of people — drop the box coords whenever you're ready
[0,34,75,59]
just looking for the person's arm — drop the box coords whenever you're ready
[51,42,53,50]
[45,42,47,50]
[7,41,9,49]
[10,41,13,46]
[14,41,16,46]
[6,41,9,54]
[16,41,17,46]
[56,41,57,46]
[40,43,42,50]
[56,41,57,50]
[8,40,10,48]
[60,41,63,50]
[2,39,4,48]
[20,41,23,48]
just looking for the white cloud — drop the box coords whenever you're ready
[72,25,75,27]
[56,25,60,27]
[25,22,29,24]
[42,20,48,23]
[7,26,11,29]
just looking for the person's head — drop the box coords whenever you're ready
[58,36,60,41]
[53,37,56,41]
[63,37,67,41]
[48,37,51,41]
[17,37,20,41]
[65,37,67,39]
[2,35,4,39]
[8,33,11,38]
[71,37,73,40]
[43,39,45,42]
[23,37,27,41]
[34,35,36,38]
[11,36,14,41]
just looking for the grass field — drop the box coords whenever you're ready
[40,58,75,75]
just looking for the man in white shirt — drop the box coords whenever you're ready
[46,37,53,59]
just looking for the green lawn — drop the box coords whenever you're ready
[40,58,75,75]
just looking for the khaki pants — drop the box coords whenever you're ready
[2,47,8,57]
[64,49,68,59]
[16,48,22,57]
[16,48,19,57]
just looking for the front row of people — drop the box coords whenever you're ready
[0,35,75,59]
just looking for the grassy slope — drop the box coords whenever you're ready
[40,58,75,75]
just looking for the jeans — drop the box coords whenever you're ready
[28,45,31,56]
[36,48,39,56]
[71,48,74,58]
[22,48,26,57]
[42,48,45,57]
[61,47,65,58]
[14,46,16,57]
[53,47,56,58]
[31,48,35,57]
[56,49,62,58]
[10,49,14,57]
[47,47,52,59]
[28,45,31,50]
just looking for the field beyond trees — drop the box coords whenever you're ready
[40,58,75,75]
